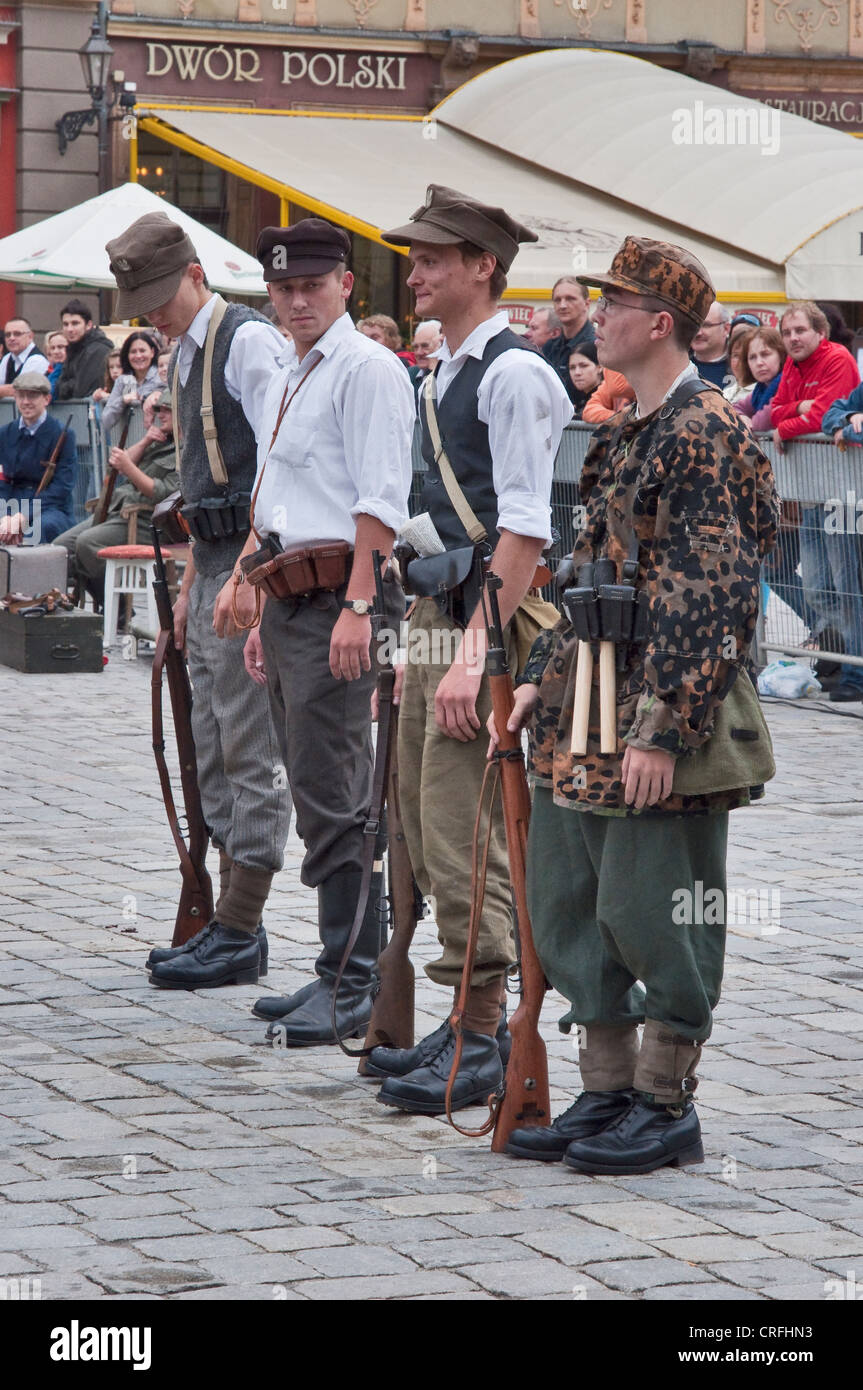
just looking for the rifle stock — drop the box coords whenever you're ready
[357,728,417,1072]
[93,418,131,525]
[150,529,213,946]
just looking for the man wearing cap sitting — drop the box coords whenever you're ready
[495,237,779,1174]
[0,373,76,545]
[219,218,414,1047]
[54,390,179,606]
[363,186,572,1114]
[105,211,291,991]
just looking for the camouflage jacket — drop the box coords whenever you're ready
[528,382,779,815]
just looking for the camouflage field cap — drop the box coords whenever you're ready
[382,184,537,273]
[577,236,714,327]
[106,213,199,319]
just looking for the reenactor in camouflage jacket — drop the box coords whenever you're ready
[495,238,779,1175]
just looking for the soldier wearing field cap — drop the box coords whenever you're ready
[497,236,779,1173]
[54,387,179,603]
[104,211,291,990]
[224,218,414,1047]
[365,185,572,1115]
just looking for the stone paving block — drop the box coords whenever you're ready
[84,1215,205,1242]
[94,1263,218,1295]
[705,1257,830,1291]
[582,1257,716,1292]
[130,1233,261,1261]
[650,1234,778,1262]
[571,1200,724,1241]
[373,1193,496,1217]
[397,1236,540,1269]
[293,1243,416,1277]
[241,1226,352,1252]
[459,1259,603,1297]
[292,1272,481,1300]
[642,1282,766,1301]
[518,1223,657,1264]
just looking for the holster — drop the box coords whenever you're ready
[405,544,485,628]
[151,491,191,545]
[240,538,352,602]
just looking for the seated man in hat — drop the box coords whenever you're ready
[0,373,76,545]
[54,389,179,606]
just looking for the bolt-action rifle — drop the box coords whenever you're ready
[150,515,213,946]
[445,568,551,1150]
[34,413,74,499]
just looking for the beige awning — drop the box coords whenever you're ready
[139,102,784,300]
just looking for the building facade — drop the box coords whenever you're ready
[7,0,863,332]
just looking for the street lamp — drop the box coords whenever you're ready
[55,3,116,189]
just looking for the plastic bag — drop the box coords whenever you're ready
[757,660,821,699]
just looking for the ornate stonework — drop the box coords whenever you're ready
[553,0,614,41]
[625,0,647,44]
[404,0,426,31]
[519,0,541,39]
[770,0,846,53]
[294,0,317,24]
[850,0,863,55]
[746,0,766,51]
[345,0,381,26]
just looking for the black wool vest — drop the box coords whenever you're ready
[419,327,537,552]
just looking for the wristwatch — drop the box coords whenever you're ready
[341,598,373,616]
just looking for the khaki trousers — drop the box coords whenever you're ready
[398,598,518,989]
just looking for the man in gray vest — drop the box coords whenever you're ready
[219,219,414,1047]
[367,186,572,1113]
[105,212,291,989]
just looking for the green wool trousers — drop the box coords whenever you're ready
[526,786,729,1042]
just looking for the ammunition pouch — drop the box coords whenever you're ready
[240,538,352,602]
[180,492,252,544]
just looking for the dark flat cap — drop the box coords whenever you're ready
[577,236,714,327]
[106,213,199,319]
[382,185,537,273]
[256,219,351,280]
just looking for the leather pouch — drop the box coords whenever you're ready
[406,545,478,599]
[240,539,351,601]
[151,492,191,545]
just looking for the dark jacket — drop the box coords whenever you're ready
[0,414,77,540]
[542,320,596,403]
[55,327,114,401]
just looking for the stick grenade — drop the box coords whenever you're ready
[564,562,597,758]
[594,558,618,755]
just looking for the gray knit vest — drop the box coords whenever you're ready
[419,327,537,552]
[176,301,266,578]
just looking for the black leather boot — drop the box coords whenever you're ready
[506,1089,635,1162]
[264,866,380,1047]
[377,1029,503,1115]
[563,1096,704,1175]
[148,922,267,975]
[365,1005,510,1080]
[147,923,261,990]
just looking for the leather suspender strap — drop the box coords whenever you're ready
[170,294,229,488]
[247,353,324,544]
[200,295,229,486]
[422,370,488,546]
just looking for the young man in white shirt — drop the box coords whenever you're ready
[366,185,572,1114]
[0,319,50,397]
[105,211,291,991]
[221,219,415,1047]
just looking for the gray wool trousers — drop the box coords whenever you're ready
[185,567,291,872]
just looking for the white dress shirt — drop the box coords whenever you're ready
[1,345,50,382]
[175,295,284,440]
[434,310,573,545]
[253,311,414,548]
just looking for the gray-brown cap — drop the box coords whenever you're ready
[13,371,51,395]
[106,212,200,319]
[382,184,537,273]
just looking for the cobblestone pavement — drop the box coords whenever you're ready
[0,653,861,1303]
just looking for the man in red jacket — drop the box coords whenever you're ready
[771,301,863,702]
[770,302,859,446]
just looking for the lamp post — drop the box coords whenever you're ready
[56,3,114,193]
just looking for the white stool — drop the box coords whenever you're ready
[97,545,160,648]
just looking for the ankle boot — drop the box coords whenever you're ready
[377,1028,504,1115]
[148,921,267,974]
[563,1095,704,1175]
[506,1089,635,1162]
[365,1004,510,1080]
[265,866,381,1046]
[147,923,261,990]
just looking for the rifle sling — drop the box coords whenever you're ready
[330,665,396,1056]
[151,628,204,885]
